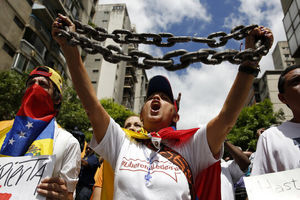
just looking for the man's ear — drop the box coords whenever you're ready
[278,93,287,104]
[173,112,180,123]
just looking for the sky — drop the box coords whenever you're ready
[98,0,286,129]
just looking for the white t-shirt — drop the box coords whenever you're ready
[221,160,244,200]
[52,121,81,192]
[251,121,300,176]
[90,118,220,200]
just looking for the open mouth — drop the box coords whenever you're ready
[150,101,161,113]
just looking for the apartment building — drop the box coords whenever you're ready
[0,0,98,82]
[84,3,148,111]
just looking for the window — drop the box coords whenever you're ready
[283,12,292,31]
[65,0,72,9]
[92,69,99,73]
[12,53,27,71]
[72,6,79,19]
[102,20,108,22]
[295,24,300,46]
[113,6,123,10]
[14,16,24,29]
[289,0,298,21]
[104,11,110,14]
[289,34,298,55]
[293,15,300,30]
[23,28,47,58]
[287,26,293,40]
[284,54,289,58]
[26,0,33,6]
[95,58,101,61]
[91,81,97,84]
[3,43,15,57]
[26,61,35,73]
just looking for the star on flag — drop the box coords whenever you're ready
[25,121,33,129]
[19,131,26,138]
[9,138,15,145]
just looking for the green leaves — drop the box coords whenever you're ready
[0,70,27,120]
[100,98,136,128]
[227,99,284,151]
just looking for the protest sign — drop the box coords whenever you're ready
[0,155,55,200]
[244,168,300,200]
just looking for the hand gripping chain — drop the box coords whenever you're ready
[57,21,270,71]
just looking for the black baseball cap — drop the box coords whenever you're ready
[147,75,174,103]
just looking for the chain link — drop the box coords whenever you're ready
[57,21,270,71]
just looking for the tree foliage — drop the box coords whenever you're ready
[100,98,136,128]
[227,98,285,152]
[0,70,27,121]
[56,86,91,137]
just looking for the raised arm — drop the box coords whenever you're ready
[207,26,273,157]
[52,14,110,143]
[224,141,250,171]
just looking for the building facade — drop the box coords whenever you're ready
[253,70,293,121]
[84,3,148,112]
[0,0,98,82]
[272,41,296,70]
[281,0,300,64]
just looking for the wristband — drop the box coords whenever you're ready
[238,62,260,77]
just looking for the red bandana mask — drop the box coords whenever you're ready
[18,84,57,121]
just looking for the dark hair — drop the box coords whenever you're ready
[278,65,300,93]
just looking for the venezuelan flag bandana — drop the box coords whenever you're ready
[0,84,56,157]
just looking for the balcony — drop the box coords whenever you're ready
[19,39,44,65]
[29,14,51,43]
[32,2,55,30]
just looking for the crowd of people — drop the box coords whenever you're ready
[0,13,299,200]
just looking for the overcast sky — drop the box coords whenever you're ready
[98,0,286,129]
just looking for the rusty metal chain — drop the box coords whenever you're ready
[57,20,270,71]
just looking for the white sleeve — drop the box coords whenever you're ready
[175,124,222,177]
[251,134,270,176]
[90,117,126,169]
[60,137,81,192]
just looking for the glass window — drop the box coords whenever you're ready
[2,43,15,57]
[287,26,294,39]
[26,0,33,6]
[289,0,298,21]
[297,0,300,9]
[295,24,300,47]
[14,16,25,30]
[65,0,72,9]
[72,6,79,19]
[283,12,292,31]
[289,34,298,55]
[26,61,35,73]
[293,15,300,29]
[12,53,27,71]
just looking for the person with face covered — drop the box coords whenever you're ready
[0,66,81,199]
[52,14,273,199]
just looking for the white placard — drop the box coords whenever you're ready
[244,168,300,200]
[0,155,55,200]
